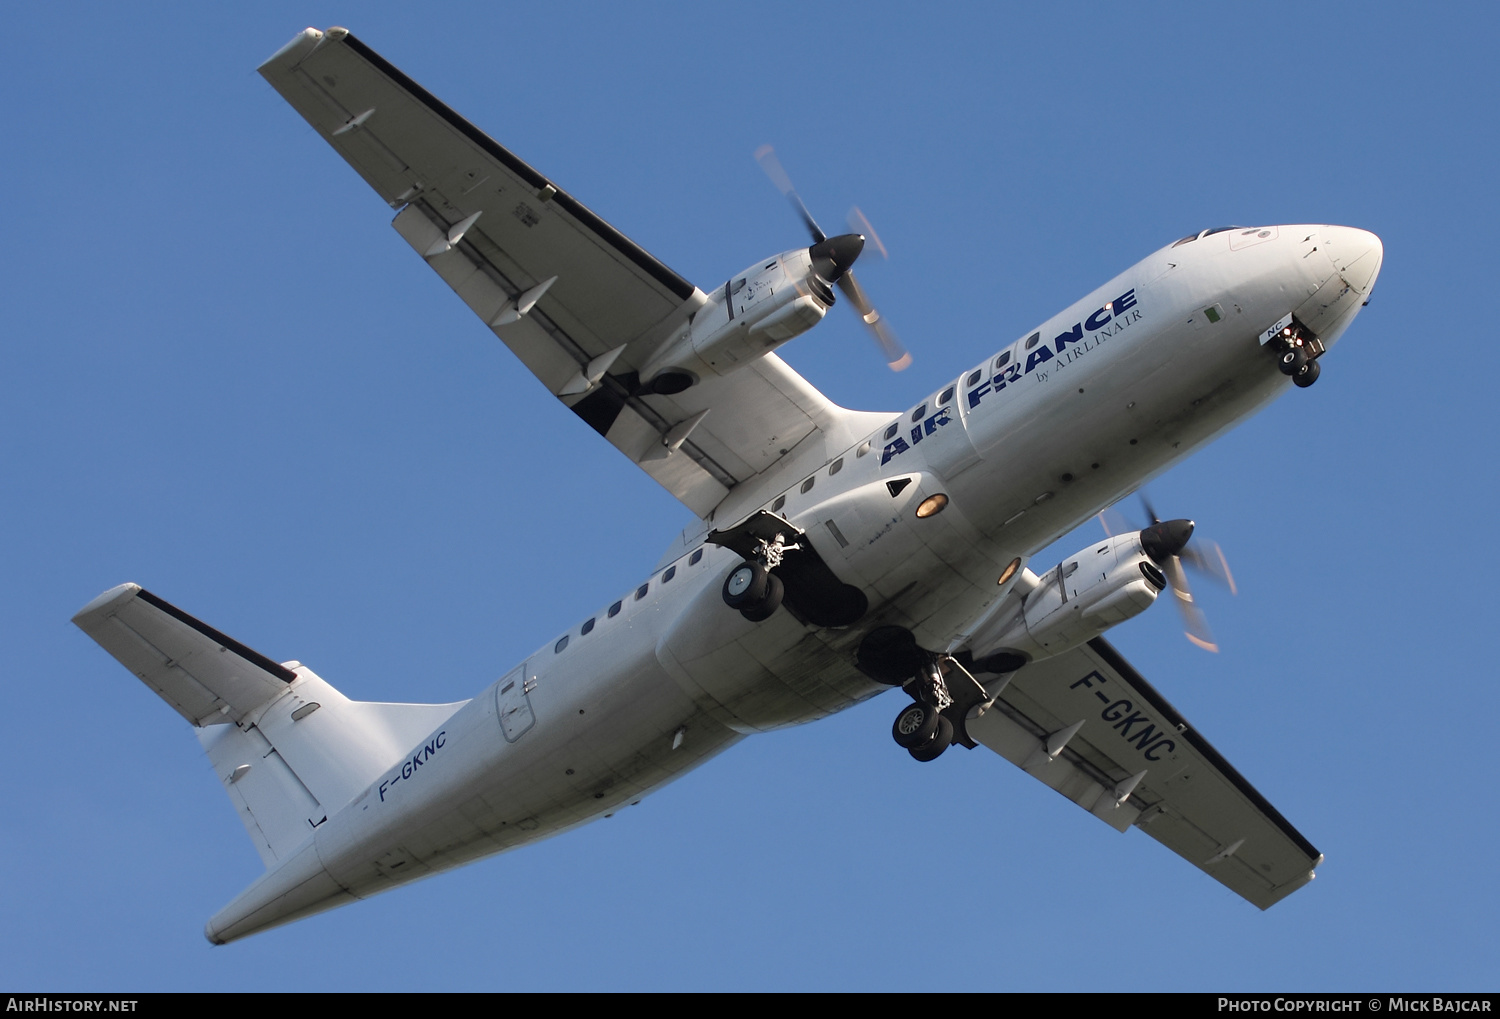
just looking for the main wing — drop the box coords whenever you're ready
[259,28,884,517]
[966,637,1322,908]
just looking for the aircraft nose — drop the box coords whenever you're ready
[1318,226,1383,295]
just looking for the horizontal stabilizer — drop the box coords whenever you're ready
[73,583,294,726]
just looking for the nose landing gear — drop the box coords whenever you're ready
[1270,317,1325,388]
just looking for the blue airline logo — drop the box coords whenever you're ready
[880,288,1141,466]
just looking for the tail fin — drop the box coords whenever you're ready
[74,584,467,866]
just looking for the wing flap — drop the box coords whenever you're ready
[970,637,1321,908]
[73,584,294,726]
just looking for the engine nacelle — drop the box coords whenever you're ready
[639,247,831,393]
[969,531,1167,666]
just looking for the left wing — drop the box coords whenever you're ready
[967,638,1322,908]
[258,28,887,516]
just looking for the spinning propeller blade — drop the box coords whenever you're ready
[754,146,911,371]
[1103,496,1239,652]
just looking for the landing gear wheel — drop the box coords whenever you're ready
[723,563,768,609]
[1293,358,1321,388]
[1277,347,1307,376]
[908,716,955,762]
[739,573,784,622]
[892,701,941,749]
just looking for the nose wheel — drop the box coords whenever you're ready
[1292,359,1320,388]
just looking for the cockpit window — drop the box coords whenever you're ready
[1174,226,1242,247]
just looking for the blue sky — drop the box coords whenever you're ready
[4,2,1497,991]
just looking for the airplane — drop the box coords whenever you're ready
[71,26,1383,945]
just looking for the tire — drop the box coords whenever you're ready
[1293,358,1321,388]
[1277,347,1307,376]
[740,573,784,622]
[723,563,768,609]
[909,716,955,762]
[892,700,941,748]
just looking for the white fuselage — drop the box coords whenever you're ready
[206,223,1381,943]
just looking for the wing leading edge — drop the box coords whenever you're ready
[967,637,1322,909]
[258,28,887,517]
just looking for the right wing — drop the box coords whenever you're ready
[967,637,1322,909]
[258,28,886,517]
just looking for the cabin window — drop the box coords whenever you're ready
[772,495,786,512]
[581,617,596,635]
[800,477,816,494]
[608,600,622,618]
[829,458,844,476]
[884,422,899,441]
[938,386,954,405]
[1024,332,1041,349]
[554,635,569,654]
[663,565,676,583]
[911,404,926,423]
[689,549,703,565]
[967,369,983,387]
[994,351,1011,369]
[635,583,649,601]
[856,440,872,458]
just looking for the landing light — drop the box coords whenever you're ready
[916,494,949,519]
[998,557,1022,586]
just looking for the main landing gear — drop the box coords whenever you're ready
[855,625,995,764]
[721,531,797,621]
[723,562,784,621]
[890,658,964,763]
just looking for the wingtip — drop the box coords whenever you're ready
[72,583,143,624]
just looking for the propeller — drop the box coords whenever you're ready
[1098,496,1237,652]
[754,145,911,371]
